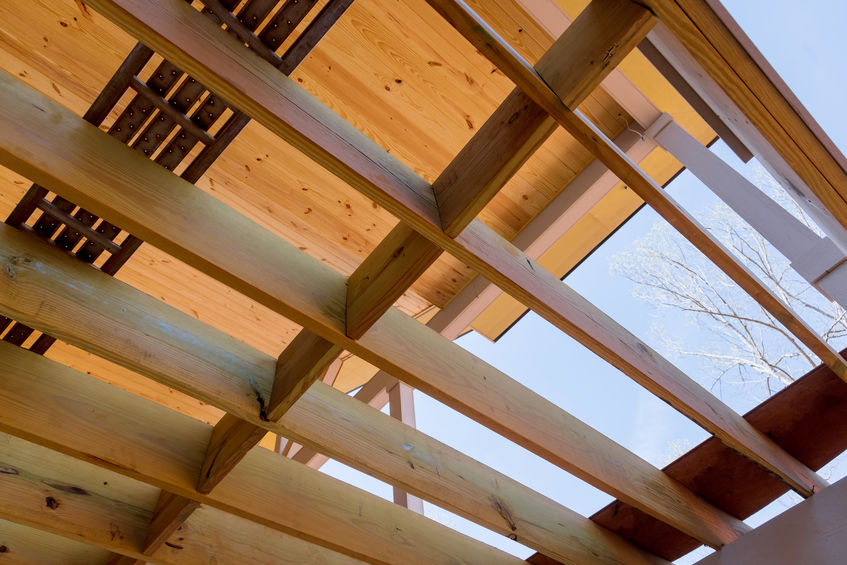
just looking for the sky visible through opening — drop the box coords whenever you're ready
[318,1,847,562]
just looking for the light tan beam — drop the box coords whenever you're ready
[0,228,668,564]
[345,0,654,339]
[75,0,825,504]
[198,330,341,493]
[0,73,746,547]
[0,434,365,565]
[424,0,838,494]
[0,342,523,565]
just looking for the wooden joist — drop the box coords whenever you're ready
[0,338,667,564]
[0,76,748,547]
[345,0,653,339]
[0,227,669,563]
[642,0,847,234]
[0,342,523,565]
[425,0,841,494]
[143,492,199,556]
[71,0,830,504]
[0,434,365,565]
[198,330,341,493]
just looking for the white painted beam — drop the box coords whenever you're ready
[650,116,847,309]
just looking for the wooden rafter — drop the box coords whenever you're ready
[345,0,654,340]
[0,1,843,563]
[0,225,670,563]
[77,0,829,503]
[0,341,524,564]
[0,74,749,547]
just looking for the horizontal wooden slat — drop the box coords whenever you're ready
[0,71,745,547]
[0,434,362,565]
[423,0,834,497]
[0,227,666,564]
[345,0,654,340]
[0,342,521,565]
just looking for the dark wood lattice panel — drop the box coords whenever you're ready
[1,0,354,354]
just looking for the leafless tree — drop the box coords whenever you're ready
[611,164,847,401]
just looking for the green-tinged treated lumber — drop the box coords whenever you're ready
[71,0,830,507]
[0,70,746,547]
[0,435,363,565]
[0,342,522,565]
[0,228,668,564]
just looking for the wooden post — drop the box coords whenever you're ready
[389,382,425,514]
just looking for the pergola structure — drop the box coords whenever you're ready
[0,0,846,563]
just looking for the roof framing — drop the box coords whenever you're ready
[0,0,846,563]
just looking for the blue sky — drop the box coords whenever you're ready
[319,1,847,561]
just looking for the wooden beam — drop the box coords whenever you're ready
[588,346,847,560]
[425,0,847,384]
[431,126,657,340]
[0,434,362,565]
[0,230,670,564]
[0,76,756,547]
[650,117,847,310]
[0,340,663,565]
[142,492,199,555]
[389,381,424,514]
[345,0,654,339]
[423,0,843,492]
[0,343,522,565]
[641,0,847,238]
[197,330,341,493]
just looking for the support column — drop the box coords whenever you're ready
[648,115,847,309]
[389,382,425,514]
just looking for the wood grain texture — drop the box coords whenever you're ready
[643,0,847,233]
[0,77,744,547]
[197,330,341,493]
[142,492,199,555]
[0,228,667,564]
[344,0,653,340]
[424,0,836,497]
[0,434,359,565]
[0,518,113,565]
[0,343,564,565]
[346,223,443,339]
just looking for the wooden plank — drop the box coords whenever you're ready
[432,126,656,340]
[587,346,847,560]
[197,329,341,493]
[423,0,841,495]
[0,518,113,565]
[0,434,360,565]
[0,440,151,563]
[345,0,654,339]
[0,341,657,565]
[388,381,424,514]
[142,492,199,555]
[346,223,443,339]
[0,76,750,547]
[523,0,654,110]
[0,230,668,563]
[642,0,847,235]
